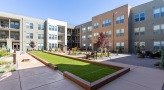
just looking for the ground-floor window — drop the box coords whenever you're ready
[38,43,44,50]
[154,41,160,50]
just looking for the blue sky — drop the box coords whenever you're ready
[0,0,152,25]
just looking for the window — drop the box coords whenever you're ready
[116,29,120,37]
[88,35,92,40]
[154,8,161,18]
[134,28,139,36]
[134,14,139,22]
[161,41,164,49]
[82,28,86,32]
[140,12,145,21]
[49,43,52,49]
[120,16,124,23]
[52,43,55,48]
[52,34,54,40]
[116,42,121,49]
[140,27,145,35]
[162,7,164,17]
[26,33,33,39]
[121,42,124,49]
[105,31,111,37]
[49,34,51,39]
[154,41,160,50]
[38,44,44,49]
[10,21,19,29]
[52,26,54,31]
[26,22,30,28]
[49,25,51,30]
[140,42,145,49]
[116,15,124,24]
[82,36,86,40]
[102,19,112,27]
[134,42,140,49]
[94,33,98,39]
[30,23,33,29]
[116,29,124,37]
[102,21,105,27]
[89,43,92,49]
[161,24,164,34]
[55,35,57,40]
[153,25,160,34]
[38,24,44,30]
[120,29,124,36]
[38,34,44,39]
[26,43,29,48]
[88,26,92,31]
[94,22,99,29]
[83,44,86,48]
[116,17,120,24]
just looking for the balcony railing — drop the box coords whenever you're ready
[58,40,65,42]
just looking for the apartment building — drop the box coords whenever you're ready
[0,12,67,52]
[46,19,67,51]
[92,4,131,53]
[130,0,164,53]
[67,25,80,49]
[1,0,164,53]
[75,21,92,50]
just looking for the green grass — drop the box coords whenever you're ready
[30,52,118,82]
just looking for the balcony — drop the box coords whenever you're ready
[58,39,65,43]
[0,37,9,41]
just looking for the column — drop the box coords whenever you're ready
[9,19,11,39]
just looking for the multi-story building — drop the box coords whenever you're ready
[67,25,80,49]
[1,0,164,53]
[46,19,67,51]
[0,12,67,52]
[92,4,131,53]
[130,0,164,53]
[75,21,92,50]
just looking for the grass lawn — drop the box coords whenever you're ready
[30,52,118,82]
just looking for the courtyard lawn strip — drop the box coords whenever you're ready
[30,52,118,82]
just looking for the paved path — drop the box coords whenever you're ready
[108,54,161,69]
[98,61,164,90]
[0,52,83,90]
[0,52,164,90]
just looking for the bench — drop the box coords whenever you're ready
[22,58,30,62]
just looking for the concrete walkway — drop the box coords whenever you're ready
[0,52,164,90]
[0,52,83,90]
[98,61,164,90]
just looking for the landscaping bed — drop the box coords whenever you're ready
[0,60,16,73]
[29,51,130,90]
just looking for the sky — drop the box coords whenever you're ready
[0,0,152,25]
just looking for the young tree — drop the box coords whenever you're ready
[95,32,110,51]
[29,41,36,49]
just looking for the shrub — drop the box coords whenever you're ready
[97,53,103,58]
[154,62,161,66]
[0,50,8,57]
[0,61,7,65]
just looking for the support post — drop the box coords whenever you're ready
[13,50,16,64]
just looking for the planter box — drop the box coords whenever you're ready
[29,52,130,90]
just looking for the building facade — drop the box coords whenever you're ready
[67,25,80,49]
[0,0,164,53]
[0,12,67,52]
[130,0,164,53]
[92,4,131,53]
